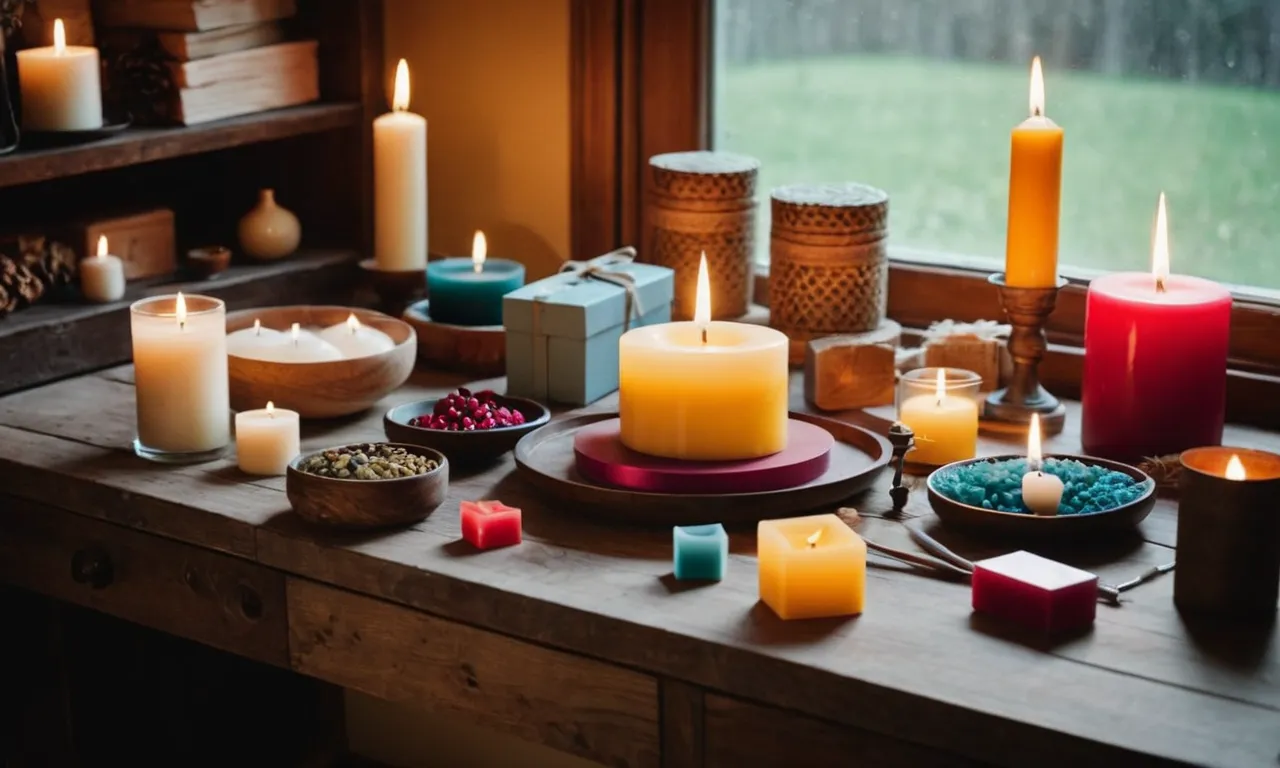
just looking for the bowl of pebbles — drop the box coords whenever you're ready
[286,442,448,528]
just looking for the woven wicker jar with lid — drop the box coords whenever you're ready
[769,182,889,363]
[645,151,759,319]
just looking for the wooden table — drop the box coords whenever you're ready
[1,367,1276,768]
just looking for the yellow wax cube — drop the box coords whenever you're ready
[758,514,866,620]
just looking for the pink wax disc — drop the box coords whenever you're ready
[573,418,835,494]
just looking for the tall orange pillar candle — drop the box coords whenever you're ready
[1004,57,1064,288]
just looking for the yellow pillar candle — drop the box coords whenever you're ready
[1004,56,1063,288]
[758,514,865,620]
[15,19,103,131]
[373,59,428,271]
[619,254,789,460]
[900,369,979,465]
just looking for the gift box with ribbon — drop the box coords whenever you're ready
[504,247,674,405]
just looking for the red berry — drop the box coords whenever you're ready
[512,412,525,425]
[466,397,478,410]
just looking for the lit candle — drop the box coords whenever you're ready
[425,230,526,326]
[1021,413,1063,516]
[374,58,428,271]
[899,368,979,466]
[130,292,230,459]
[758,514,865,620]
[80,235,125,303]
[16,19,103,131]
[234,401,300,476]
[619,253,789,460]
[318,313,396,358]
[461,500,522,550]
[1004,56,1063,288]
[258,322,344,363]
[1082,194,1231,461]
[226,318,288,358]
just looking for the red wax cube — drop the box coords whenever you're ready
[972,551,1097,634]
[460,500,522,550]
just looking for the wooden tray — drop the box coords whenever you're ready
[513,411,891,525]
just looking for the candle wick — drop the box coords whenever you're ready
[179,320,186,332]
[1032,104,1042,118]
[701,327,708,344]
[1155,276,1166,294]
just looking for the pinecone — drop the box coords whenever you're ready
[18,235,77,289]
[0,255,43,316]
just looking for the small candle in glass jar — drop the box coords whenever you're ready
[898,368,981,466]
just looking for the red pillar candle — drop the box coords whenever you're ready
[972,551,1097,634]
[1082,195,1231,461]
[461,500,522,550]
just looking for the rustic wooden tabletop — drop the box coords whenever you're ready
[0,366,1276,768]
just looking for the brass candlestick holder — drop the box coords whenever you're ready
[983,273,1067,435]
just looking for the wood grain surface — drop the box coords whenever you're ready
[288,578,661,768]
[1,367,1278,767]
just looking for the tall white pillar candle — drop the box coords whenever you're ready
[16,19,103,131]
[80,235,125,303]
[130,293,230,459]
[235,401,300,476]
[373,58,428,271]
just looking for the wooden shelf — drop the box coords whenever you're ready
[0,250,359,394]
[0,103,362,190]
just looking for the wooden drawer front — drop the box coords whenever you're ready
[288,578,661,768]
[705,695,981,768]
[0,496,288,666]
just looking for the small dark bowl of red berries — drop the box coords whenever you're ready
[383,387,551,465]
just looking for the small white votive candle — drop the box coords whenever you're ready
[16,19,103,131]
[227,318,289,358]
[1022,413,1064,516]
[235,401,300,476]
[318,313,395,358]
[257,322,344,363]
[80,235,125,303]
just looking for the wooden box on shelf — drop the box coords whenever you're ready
[64,208,176,280]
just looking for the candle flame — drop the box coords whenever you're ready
[266,401,275,417]
[472,230,487,273]
[1029,56,1045,117]
[934,367,947,404]
[291,322,301,344]
[96,235,108,258]
[175,292,187,328]
[253,318,262,335]
[694,251,711,342]
[1226,454,1246,481]
[347,313,361,333]
[392,58,410,112]
[1152,192,1170,293]
[807,528,822,548]
[53,19,66,54]
[1027,413,1044,470]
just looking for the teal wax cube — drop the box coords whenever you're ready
[673,524,728,581]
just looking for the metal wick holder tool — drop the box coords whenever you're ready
[984,273,1068,435]
[887,422,915,515]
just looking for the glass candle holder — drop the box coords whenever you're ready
[130,294,230,463]
[896,367,982,466]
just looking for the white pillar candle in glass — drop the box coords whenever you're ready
[227,318,288,358]
[235,401,300,476]
[318,313,395,358]
[131,293,230,462]
[373,58,428,271]
[80,235,125,303]
[260,322,344,363]
[16,19,103,131]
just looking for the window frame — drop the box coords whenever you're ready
[570,0,1280,429]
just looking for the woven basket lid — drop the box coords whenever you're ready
[648,151,760,202]
[771,182,889,237]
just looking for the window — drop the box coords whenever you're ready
[713,0,1280,291]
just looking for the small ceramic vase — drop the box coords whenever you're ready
[238,188,301,260]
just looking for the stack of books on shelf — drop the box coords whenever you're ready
[96,0,319,125]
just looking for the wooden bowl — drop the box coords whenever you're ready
[226,305,416,418]
[186,245,231,279]
[286,442,448,528]
[384,395,550,465]
[926,454,1157,541]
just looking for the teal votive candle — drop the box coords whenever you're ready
[673,524,728,581]
[426,256,525,326]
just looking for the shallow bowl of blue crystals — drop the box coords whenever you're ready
[926,454,1157,540]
